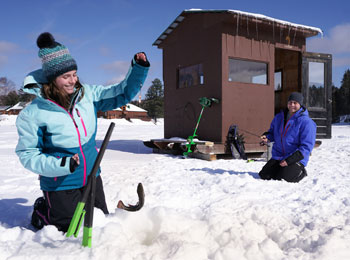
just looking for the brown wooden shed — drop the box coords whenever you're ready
[153,9,332,153]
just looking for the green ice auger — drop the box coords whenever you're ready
[183,97,219,157]
[66,122,115,248]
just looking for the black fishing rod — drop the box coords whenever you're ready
[237,127,270,147]
[66,122,115,247]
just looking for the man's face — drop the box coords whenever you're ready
[287,100,301,114]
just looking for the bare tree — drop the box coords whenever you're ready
[0,77,16,96]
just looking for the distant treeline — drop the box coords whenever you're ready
[0,70,349,124]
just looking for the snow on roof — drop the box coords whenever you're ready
[113,103,147,112]
[153,9,323,46]
[6,102,29,111]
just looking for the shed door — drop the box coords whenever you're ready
[302,52,332,139]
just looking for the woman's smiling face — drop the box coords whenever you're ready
[54,70,78,95]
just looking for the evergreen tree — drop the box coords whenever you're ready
[332,69,350,122]
[339,69,350,115]
[143,78,164,121]
[0,91,19,106]
[332,85,338,122]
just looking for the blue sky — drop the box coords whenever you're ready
[0,0,349,98]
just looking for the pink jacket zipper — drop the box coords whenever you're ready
[47,100,88,186]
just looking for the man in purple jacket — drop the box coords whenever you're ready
[259,92,317,183]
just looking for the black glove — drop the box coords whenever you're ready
[285,150,304,165]
[69,157,79,173]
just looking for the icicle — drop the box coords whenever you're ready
[292,28,297,45]
[251,37,253,56]
[285,26,291,45]
[288,26,291,40]
[232,16,237,55]
[246,15,249,36]
[236,13,239,35]
[272,20,275,42]
[280,27,282,43]
[255,18,258,40]
[236,14,240,52]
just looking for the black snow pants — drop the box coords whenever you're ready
[259,159,307,183]
[32,175,109,232]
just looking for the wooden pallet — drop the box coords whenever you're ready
[144,139,216,160]
[143,139,267,161]
[144,138,322,161]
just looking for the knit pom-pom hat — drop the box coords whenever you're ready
[37,32,78,82]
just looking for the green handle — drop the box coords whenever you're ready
[66,202,85,237]
[82,226,93,248]
[75,210,86,237]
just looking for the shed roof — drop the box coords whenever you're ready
[113,103,147,112]
[153,9,323,47]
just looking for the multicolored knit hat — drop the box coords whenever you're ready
[37,32,78,82]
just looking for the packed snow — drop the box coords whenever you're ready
[0,114,349,260]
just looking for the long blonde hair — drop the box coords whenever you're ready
[41,80,84,110]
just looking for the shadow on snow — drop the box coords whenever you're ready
[190,167,260,179]
[0,198,34,230]
[96,139,152,154]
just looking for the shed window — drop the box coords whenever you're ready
[178,64,204,88]
[274,70,282,91]
[228,58,268,85]
[308,62,325,108]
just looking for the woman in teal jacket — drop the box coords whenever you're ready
[259,92,316,183]
[15,32,150,231]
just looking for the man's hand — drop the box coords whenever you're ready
[279,160,288,167]
[260,135,268,146]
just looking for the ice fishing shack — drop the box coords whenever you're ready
[153,9,332,155]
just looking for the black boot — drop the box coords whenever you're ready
[31,197,48,230]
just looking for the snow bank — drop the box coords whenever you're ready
[0,115,349,260]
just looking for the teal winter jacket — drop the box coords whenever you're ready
[16,61,149,191]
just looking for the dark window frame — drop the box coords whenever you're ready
[177,63,204,89]
[228,57,269,85]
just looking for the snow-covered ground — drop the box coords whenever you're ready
[0,115,349,260]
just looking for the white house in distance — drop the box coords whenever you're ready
[0,106,11,114]
[2,101,151,121]
[5,102,30,115]
[97,103,151,121]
